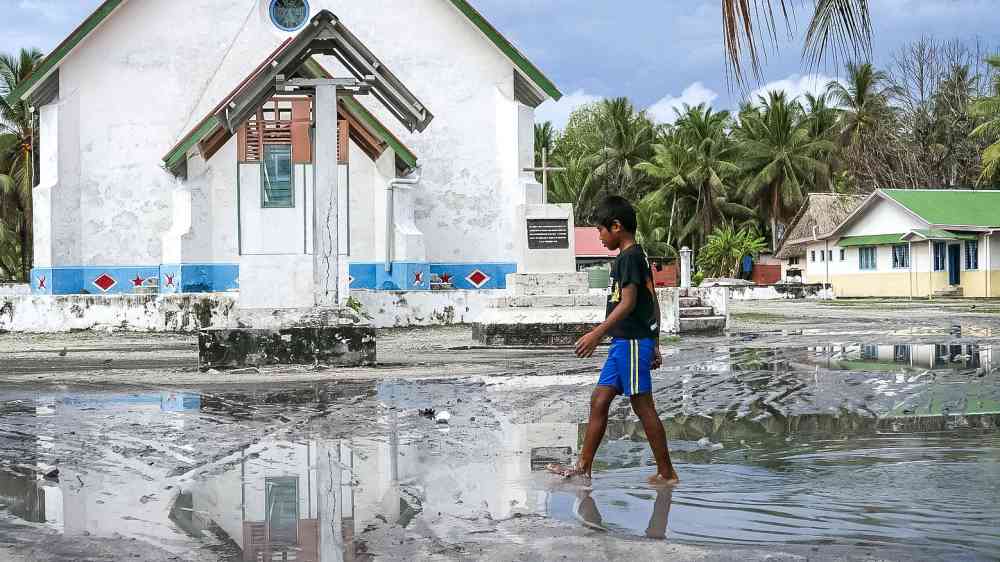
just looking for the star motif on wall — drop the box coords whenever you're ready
[132,275,145,287]
[440,273,453,284]
[37,275,46,290]
[413,271,423,286]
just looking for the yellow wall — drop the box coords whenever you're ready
[809,269,1000,298]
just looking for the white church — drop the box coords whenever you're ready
[13,0,564,309]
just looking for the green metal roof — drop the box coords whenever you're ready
[448,0,562,100]
[5,0,124,105]
[883,189,1000,228]
[902,228,978,241]
[7,0,561,105]
[837,233,907,247]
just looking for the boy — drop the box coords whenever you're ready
[548,196,679,486]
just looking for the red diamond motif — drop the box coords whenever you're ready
[466,269,490,289]
[93,273,117,292]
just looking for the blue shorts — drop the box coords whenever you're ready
[598,338,655,396]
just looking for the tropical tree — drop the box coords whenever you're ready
[0,48,43,281]
[736,91,833,250]
[827,62,898,145]
[696,223,767,279]
[633,190,675,258]
[533,121,555,184]
[580,98,656,202]
[971,55,1000,184]
[670,104,746,247]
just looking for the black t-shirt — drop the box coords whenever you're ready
[606,244,658,340]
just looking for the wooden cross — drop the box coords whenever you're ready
[522,147,566,204]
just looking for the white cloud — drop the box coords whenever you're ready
[748,73,841,104]
[535,89,603,130]
[646,82,719,124]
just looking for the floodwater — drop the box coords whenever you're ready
[1,339,998,560]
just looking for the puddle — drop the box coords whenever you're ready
[0,349,998,560]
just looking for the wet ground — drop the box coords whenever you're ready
[1,299,999,561]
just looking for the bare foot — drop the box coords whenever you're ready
[648,473,679,487]
[546,463,591,479]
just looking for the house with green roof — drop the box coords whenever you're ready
[12,0,562,302]
[802,189,1000,298]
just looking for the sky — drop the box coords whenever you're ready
[3,0,1000,128]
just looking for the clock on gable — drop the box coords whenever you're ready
[269,0,310,32]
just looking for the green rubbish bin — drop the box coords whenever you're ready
[588,268,611,289]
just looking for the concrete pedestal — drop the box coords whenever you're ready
[471,272,605,346]
[199,325,376,370]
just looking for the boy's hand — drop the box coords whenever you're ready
[652,344,662,369]
[574,329,603,358]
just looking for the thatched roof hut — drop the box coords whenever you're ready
[775,194,867,259]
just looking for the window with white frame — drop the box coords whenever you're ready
[789,257,800,265]
[811,250,816,262]
[891,244,910,269]
[933,242,946,271]
[820,250,825,262]
[839,248,846,261]
[828,250,833,261]
[859,246,877,270]
[965,239,979,270]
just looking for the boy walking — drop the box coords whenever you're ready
[548,196,679,485]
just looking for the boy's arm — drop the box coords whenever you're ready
[646,277,662,369]
[575,284,637,358]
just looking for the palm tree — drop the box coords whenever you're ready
[802,92,841,191]
[721,0,872,85]
[737,91,833,250]
[533,121,555,183]
[670,104,747,248]
[582,98,656,202]
[0,48,43,281]
[633,190,675,258]
[971,55,1000,184]
[636,140,694,249]
[826,62,897,146]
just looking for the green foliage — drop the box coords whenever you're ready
[972,56,1000,184]
[0,48,43,282]
[691,271,704,287]
[696,224,767,279]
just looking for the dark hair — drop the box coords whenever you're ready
[593,195,637,233]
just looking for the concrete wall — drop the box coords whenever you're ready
[0,289,511,332]
[840,198,926,236]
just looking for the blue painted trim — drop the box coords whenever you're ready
[348,262,516,290]
[29,261,514,294]
[30,264,239,295]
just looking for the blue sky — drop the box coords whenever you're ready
[4,0,999,127]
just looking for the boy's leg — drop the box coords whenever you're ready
[630,393,679,484]
[574,385,617,476]
[547,385,616,478]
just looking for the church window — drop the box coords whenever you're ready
[262,145,294,208]
[269,0,310,32]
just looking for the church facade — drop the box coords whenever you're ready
[13,0,561,304]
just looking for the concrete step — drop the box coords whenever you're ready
[507,272,591,297]
[933,286,963,297]
[679,306,714,318]
[678,297,702,308]
[679,316,726,334]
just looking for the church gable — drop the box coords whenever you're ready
[7,0,561,107]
